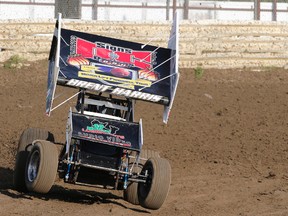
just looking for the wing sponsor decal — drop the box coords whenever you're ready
[72,37,156,70]
[66,79,163,103]
[66,36,160,90]
[58,28,172,105]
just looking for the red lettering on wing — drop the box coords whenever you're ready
[74,37,155,70]
[76,38,95,59]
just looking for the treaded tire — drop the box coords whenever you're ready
[124,149,160,205]
[138,157,171,210]
[13,128,54,192]
[25,140,58,194]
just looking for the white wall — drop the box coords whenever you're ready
[0,0,287,22]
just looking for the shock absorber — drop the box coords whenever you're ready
[65,143,76,182]
[123,151,129,190]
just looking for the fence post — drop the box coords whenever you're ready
[173,0,176,18]
[92,0,98,20]
[254,0,260,20]
[166,0,170,20]
[184,0,189,19]
[55,0,82,19]
[272,0,277,21]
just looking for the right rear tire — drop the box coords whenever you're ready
[13,128,54,192]
[138,157,171,210]
[124,149,160,205]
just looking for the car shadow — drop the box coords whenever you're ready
[0,167,150,214]
[0,167,14,190]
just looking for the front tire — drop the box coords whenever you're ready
[25,140,58,194]
[138,157,171,210]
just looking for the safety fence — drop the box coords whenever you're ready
[0,0,287,22]
[1,19,288,68]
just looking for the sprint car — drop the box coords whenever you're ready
[13,13,179,210]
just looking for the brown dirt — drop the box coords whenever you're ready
[1,61,288,216]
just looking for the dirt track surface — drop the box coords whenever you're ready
[1,61,288,216]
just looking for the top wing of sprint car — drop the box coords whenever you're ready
[46,13,179,124]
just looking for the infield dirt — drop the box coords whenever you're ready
[1,61,288,216]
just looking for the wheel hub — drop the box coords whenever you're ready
[27,149,40,182]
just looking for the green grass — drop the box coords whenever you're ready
[194,66,204,79]
[260,65,278,72]
[3,55,26,69]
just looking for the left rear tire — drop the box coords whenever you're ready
[13,128,54,192]
[25,140,58,193]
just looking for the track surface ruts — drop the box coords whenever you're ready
[1,61,288,216]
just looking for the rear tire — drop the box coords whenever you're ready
[13,128,54,192]
[138,157,171,210]
[25,140,58,194]
[124,149,160,205]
